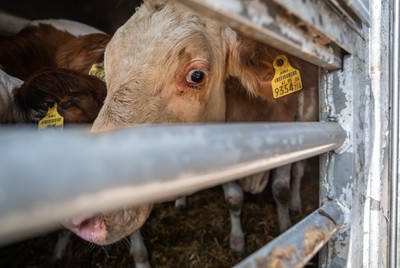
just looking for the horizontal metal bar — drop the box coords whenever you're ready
[235,200,346,268]
[331,0,370,26]
[271,0,365,54]
[174,0,342,70]
[0,122,345,244]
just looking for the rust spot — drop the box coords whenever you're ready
[255,246,294,268]
[303,227,326,256]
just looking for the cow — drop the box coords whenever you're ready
[69,0,318,261]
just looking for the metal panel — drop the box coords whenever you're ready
[365,1,390,267]
[0,123,345,245]
[319,0,390,266]
[174,0,342,70]
[235,201,345,268]
[319,55,365,268]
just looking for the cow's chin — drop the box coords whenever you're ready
[62,203,153,245]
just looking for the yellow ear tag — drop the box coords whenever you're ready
[271,55,303,98]
[88,62,105,82]
[38,103,64,130]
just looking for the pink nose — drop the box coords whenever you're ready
[68,214,94,227]
[63,214,108,244]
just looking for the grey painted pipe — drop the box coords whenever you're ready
[0,122,345,244]
[235,200,346,268]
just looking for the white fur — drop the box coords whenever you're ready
[30,19,104,36]
[0,11,103,36]
[0,69,23,123]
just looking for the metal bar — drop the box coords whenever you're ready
[0,122,345,244]
[174,0,342,70]
[271,0,365,55]
[364,1,390,267]
[390,0,400,266]
[234,200,346,268]
[337,0,370,26]
[318,55,365,267]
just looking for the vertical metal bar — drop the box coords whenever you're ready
[365,1,390,267]
[234,201,345,268]
[389,0,400,266]
[319,55,362,268]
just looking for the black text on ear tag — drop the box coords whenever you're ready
[38,103,64,130]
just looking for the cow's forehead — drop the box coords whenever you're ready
[105,3,220,84]
[114,3,214,54]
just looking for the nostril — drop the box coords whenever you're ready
[70,214,94,227]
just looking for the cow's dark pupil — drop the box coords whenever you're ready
[191,71,204,83]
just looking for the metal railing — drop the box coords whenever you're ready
[235,201,346,268]
[0,122,345,247]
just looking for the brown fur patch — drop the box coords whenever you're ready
[0,24,75,80]
[13,67,106,123]
[55,33,111,73]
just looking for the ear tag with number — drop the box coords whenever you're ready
[88,62,105,82]
[271,55,303,99]
[38,103,64,130]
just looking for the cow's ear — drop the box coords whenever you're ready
[224,28,318,102]
[224,29,278,101]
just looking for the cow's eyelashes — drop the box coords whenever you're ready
[186,69,207,90]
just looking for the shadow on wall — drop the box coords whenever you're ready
[0,0,142,34]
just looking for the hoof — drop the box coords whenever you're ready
[289,208,302,217]
[230,234,245,258]
[175,204,187,212]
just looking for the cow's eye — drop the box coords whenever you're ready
[186,69,206,89]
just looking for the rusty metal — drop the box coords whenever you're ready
[174,0,342,70]
[234,201,345,268]
[270,0,365,55]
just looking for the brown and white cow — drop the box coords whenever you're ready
[0,18,109,123]
[70,0,317,259]
[0,18,150,266]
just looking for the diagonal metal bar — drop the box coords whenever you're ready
[235,200,346,268]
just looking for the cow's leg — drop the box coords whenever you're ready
[222,181,244,256]
[129,230,151,268]
[272,164,292,232]
[239,172,269,194]
[53,230,71,260]
[174,197,187,210]
[289,160,305,216]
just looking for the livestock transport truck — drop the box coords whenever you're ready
[0,0,397,267]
